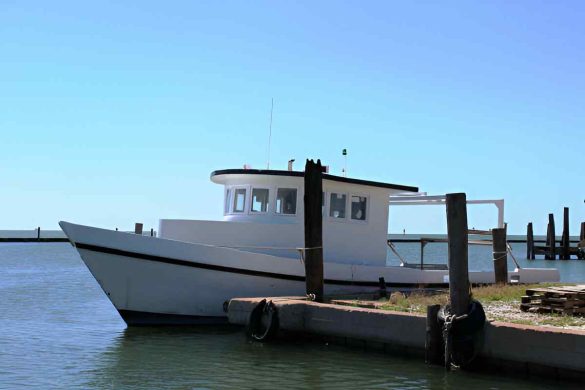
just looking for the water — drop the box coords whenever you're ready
[1,243,584,389]
[386,240,584,283]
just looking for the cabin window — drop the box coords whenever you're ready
[351,195,367,221]
[233,188,246,213]
[276,188,297,215]
[224,188,231,214]
[251,188,269,213]
[329,193,346,218]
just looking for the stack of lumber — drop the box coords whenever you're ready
[520,285,585,315]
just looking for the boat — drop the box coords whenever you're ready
[60,166,559,325]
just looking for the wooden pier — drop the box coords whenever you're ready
[526,208,585,260]
[0,226,157,243]
[0,227,68,242]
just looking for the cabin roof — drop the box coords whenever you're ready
[210,169,419,192]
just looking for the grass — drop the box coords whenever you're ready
[377,283,562,313]
[369,283,585,329]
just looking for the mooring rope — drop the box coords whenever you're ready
[506,243,521,268]
[386,240,407,266]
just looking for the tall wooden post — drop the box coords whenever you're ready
[581,222,585,242]
[561,207,570,260]
[446,193,470,316]
[527,222,534,260]
[304,159,324,302]
[134,223,143,235]
[546,214,556,260]
[37,227,41,241]
[492,228,508,284]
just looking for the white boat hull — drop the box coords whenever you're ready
[60,221,561,325]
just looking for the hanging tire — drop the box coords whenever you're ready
[438,300,486,368]
[247,299,279,341]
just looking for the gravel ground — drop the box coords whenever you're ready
[483,301,585,330]
[340,298,585,331]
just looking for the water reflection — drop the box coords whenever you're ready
[85,326,576,390]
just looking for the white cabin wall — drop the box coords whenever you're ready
[163,172,404,266]
[159,219,303,253]
[322,182,390,266]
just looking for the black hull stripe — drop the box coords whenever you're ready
[75,242,447,288]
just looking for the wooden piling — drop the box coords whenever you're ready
[303,159,324,302]
[546,214,556,260]
[492,228,508,284]
[425,304,442,365]
[37,227,40,241]
[561,207,570,260]
[378,277,387,298]
[527,222,535,260]
[150,228,154,237]
[134,223,143,235]
[581,222,585,242]
[445,193,470,316]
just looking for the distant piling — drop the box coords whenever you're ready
[561,207,570,260]
[546,214,556,260]
[526,222,535,260]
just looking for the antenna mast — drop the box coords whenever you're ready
[267,98,274,169]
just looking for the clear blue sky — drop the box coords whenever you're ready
[1,1,584,234]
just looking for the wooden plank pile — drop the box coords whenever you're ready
[521,285,585,315]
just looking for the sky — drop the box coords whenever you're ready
[1,1,584,234]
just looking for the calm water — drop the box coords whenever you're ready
[1,243,584,389]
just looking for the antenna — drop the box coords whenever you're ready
[267,98,274,169]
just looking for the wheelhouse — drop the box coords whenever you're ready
[203,168,418,266]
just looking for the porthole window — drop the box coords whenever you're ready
[276,188,297,215]
[329,193,346,218]
[233,188,246,213]
[351,195,367,221]
[251,188,269,213]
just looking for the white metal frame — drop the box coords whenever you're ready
[388,194,505,228]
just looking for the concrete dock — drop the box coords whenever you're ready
[228,297,585,381]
